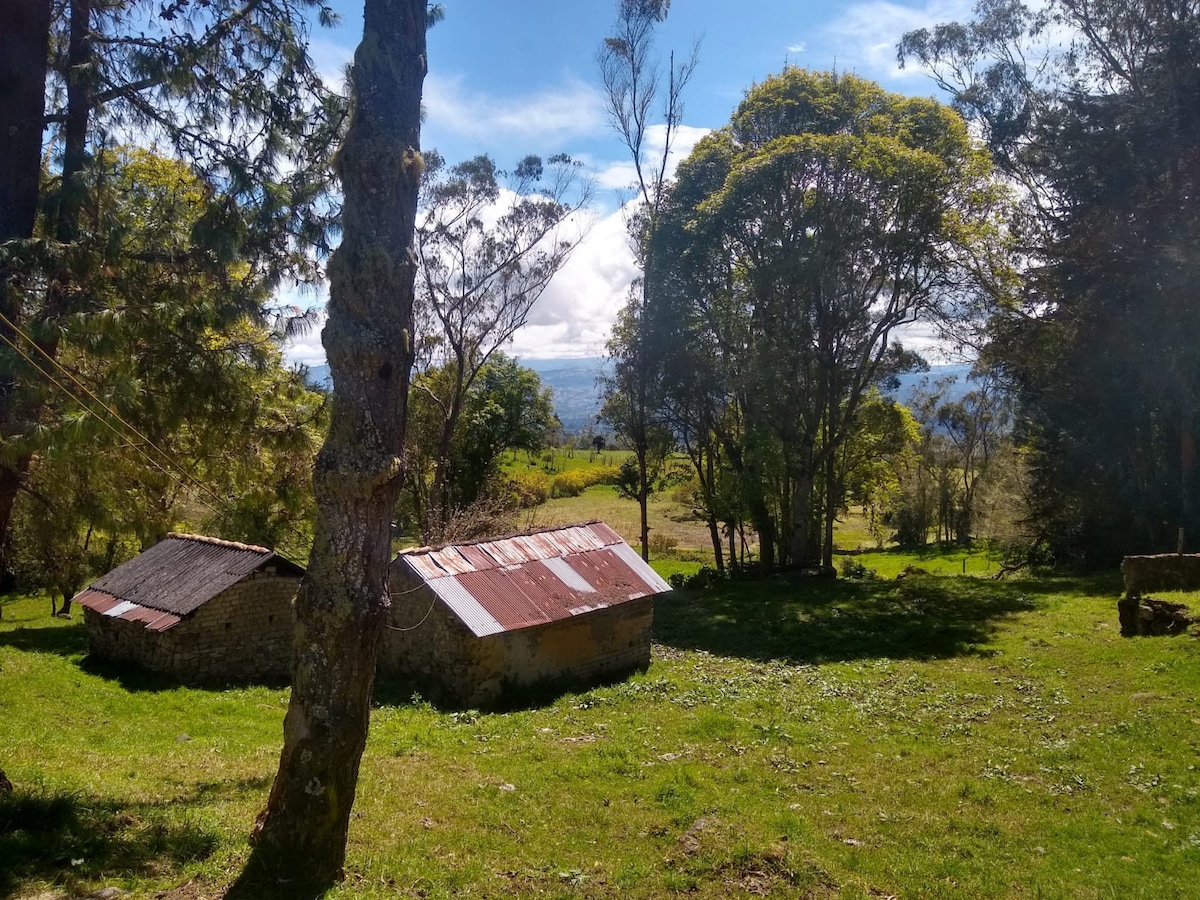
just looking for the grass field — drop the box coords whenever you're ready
[3,567,1199,899]
[523,485,715,558]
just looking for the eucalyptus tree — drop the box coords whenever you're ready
[413,151,587,534]
[600,292,677,560]
[901,0,1200,564]
[403,353,557,541]
[596,0,697,559]
[241,0,428,889]
[935,375,1011,544]
[654,69,1011,568]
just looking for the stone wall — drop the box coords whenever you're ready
[84,570,300,682]
[379,568,653,708]
[1122,554,1200,595]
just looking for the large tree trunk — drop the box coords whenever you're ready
[788,468,815,569]
[0,0,52,570]
[637,444,650,561]
[240,0,426,891]
[822,450,836,572]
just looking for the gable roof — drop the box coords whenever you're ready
[74,533,304,631]
[393,521,671,638]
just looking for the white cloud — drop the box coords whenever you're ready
[590,122,712,195]
[423,73,606,144]
[507,205,640,359]
[892,319,955,363]
[282,198,638,369]
[817,0,974,82]
[277,284,328,368]
[308,36,354,90]
[787,42,807,54]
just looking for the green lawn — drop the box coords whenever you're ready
[3,572,1199,899]
[525,484,716,558]
[502,447,628,476]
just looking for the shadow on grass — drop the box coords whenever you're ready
[373,663,648,713]
[75,655,291,694]
[0,788,219,899]
[224,849,337,900]
[656,574,1039,664]
[0,621,87,656]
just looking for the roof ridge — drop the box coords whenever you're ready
[167,532,272,554]
[399,520,608,555]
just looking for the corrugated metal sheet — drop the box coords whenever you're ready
[75,589,120,615]
[610,541,673,594]
[75,588,183,631]
[396,521,669,637]
[80,533,302,618]
[541,556,596,594]
[427,575,505,637]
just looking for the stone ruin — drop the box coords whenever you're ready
[1118,554,1199,637]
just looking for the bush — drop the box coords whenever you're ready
[648,533,678,556]
[504,472,551,509]
[549,466,620,499]
[667,565,726,591]
[671,476,702,507]
[838,557,878,580]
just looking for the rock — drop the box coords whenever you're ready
[1122,554,1200,594]
[1118,595,1194,637]
[87,889,129,900]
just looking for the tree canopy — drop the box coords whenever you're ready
[902,0,1200,565]
[644,68,1011,569]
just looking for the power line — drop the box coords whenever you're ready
[0,310,313,567]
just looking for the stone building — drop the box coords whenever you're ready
[75,533,304,682]
[380,522,668,708]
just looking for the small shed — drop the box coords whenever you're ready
[75,533,304,682]
[380,521,669,707]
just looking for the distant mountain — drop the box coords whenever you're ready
[300,358,978,435]
[887,363,974,407]
[299,357,610,433]
[303,363,332,390]
[519,357,608,434]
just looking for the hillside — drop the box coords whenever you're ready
[301,359,977,436]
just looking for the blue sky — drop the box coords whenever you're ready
[286,0,973,366]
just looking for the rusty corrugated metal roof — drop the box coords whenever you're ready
[394,522,670,637]
[75,533,304,621]
[75,588,184,631]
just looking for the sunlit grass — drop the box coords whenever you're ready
[3,569,1198,898]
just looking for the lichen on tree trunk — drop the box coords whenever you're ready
[236,0,427,891]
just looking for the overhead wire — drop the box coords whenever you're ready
[0,309,315,568]
[1,311,435,627]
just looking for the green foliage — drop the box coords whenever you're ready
[3,149,326,587]
[32,0,345,288]
[666,564,726,590]
[902,0,1200,567]
[403,355,559,540]
[838,557,878,581]
[645,68,1011,570]
[409,149,586,540]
